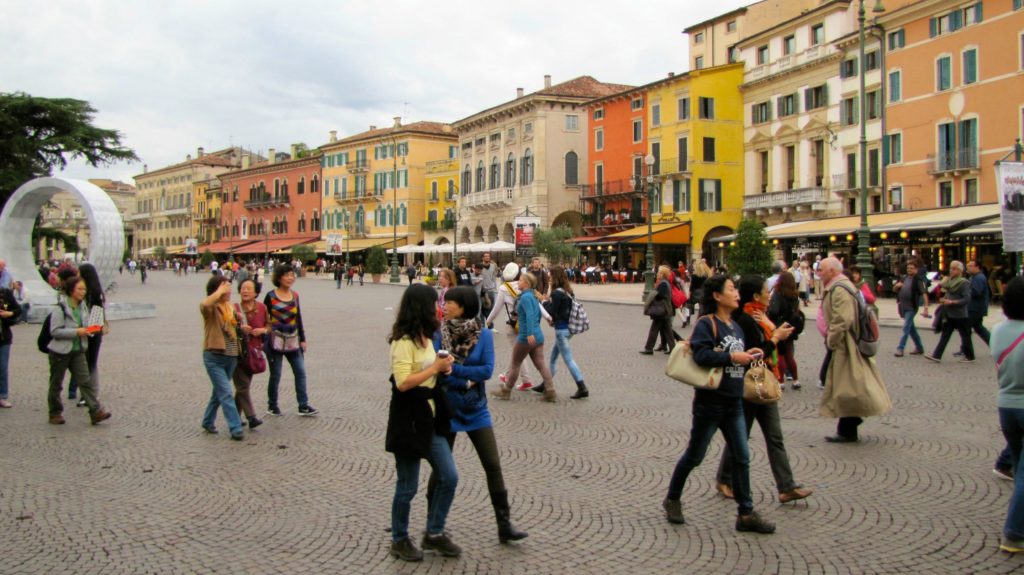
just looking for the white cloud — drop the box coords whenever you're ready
[0,0,748,185]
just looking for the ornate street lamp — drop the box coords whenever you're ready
[389,133,402,283]
[643,153,657,299]
[856,0,886,289]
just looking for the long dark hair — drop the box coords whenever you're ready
[700,274,730,315]
[549,266,573,296]
[389,284,440,345]
[78,263,105,308]
[776,271,798,300]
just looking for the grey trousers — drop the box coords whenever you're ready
[716,400,799,493]
[49,351,100,416]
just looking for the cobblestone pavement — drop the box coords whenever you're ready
[0,271,1020,574]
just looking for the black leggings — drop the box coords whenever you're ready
[429,426,506,497]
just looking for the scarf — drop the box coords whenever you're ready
[441,318,481,362]
[743,301,781,378]
[218,302,238,341]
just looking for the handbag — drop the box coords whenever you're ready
[743,359,781,404]
[665,316,723,390]
[236,303,267,374]
[271,329,300,353]
[644,289,668,318]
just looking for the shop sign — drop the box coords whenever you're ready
[514,216,541,257]
[996,162,1024,251]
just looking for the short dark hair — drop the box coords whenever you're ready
[238,278,258,294]
[443,286,480,318]
[1003,276,1024,320]
[737,274,766,308]
[271,264,296,287]
[62,276,84,296]
[700,275,731,315]
[206,275,230,295]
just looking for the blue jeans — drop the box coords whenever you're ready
[392,433,459,541]
[0,343,10,399]
[897,309,924,352]
[267,349,309,409]
[202,351,243,434]
[1000,407,1024,540]
[549,328,584,383]
[667,393,754,515]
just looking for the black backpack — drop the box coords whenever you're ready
[37,312,54,354]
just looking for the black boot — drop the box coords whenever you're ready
[571,381,589,399]
[491,490,528,543]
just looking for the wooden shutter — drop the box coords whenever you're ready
[974,2,982,23]
[714,180,722,212]
[776,98,784,118]
[804,88,813,110]
[698,179,706,211]
[929,17,938,37]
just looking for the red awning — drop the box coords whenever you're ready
[230,238,316,255]
[199,240,258,253]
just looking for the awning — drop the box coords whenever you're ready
[484,240,516,252]
[626,222,691,245]
[232,238,317,255]
[952,217,1002,237]
[870,203,1001,233]
[163,245,186,255]
[579,222,692,246]
[198,240,258,253]
[138,247,157,256]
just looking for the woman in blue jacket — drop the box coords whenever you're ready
[430,286,528,544]
[491,272,556,402]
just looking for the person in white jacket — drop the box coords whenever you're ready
[485,263,551,391]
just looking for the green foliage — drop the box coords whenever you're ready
[365,245,388,274]
[122,247,133,263]
[154,245,167,261]
[292,243,316,263]
[292,143,313,159]
[32,225,78,255]
[726,218,773,277]
[199,249,215,267]
[532,225,579,265]
[0,92,138,210]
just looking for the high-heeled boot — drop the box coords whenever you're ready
[570,381,589,399]
[491,489,528,543]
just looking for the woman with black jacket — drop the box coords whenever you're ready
[715,274,813,505]
[641,266,675,355]
[662,275,776,534]
[543,266,588,399]
[768,271,804,389]
[0,286,22,408]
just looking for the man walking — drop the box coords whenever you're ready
[480,252,499,321]
[529,257,550,299]
[959,261,991,352]
[925,261,974,363]
[818,257,892,443]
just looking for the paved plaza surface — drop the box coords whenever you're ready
[0,271,1020,574]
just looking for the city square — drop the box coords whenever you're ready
[0,271,1019,574]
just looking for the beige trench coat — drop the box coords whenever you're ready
[819,277,892,418]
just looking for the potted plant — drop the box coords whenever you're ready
[366,245,388,282]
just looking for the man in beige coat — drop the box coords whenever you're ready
[818,257,892,443]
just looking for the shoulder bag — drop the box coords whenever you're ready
[270,293,301,353]
[665,315,723,390]
[237,303,268,374]
[743,358,781,404]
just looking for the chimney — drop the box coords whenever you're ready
[268,148,276,164]
[516,87,524,98]
[369,125,377,131]
[186,154,192,161]
[329,130,337,143]
[290,144,299,158]
[241,155,251,169]
[544,74,551,88]
[197,146,205,158]
[143,164,148,174]
[393,116,402,128]
[668,72,675,77]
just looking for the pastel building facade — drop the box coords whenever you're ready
[422,158,459,250]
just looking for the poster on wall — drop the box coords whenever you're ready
[514,216,541,258]
[997,162,1024,252]
[185,238,198,255]
[326,233,343,254]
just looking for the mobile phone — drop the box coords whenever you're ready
[437,350,450,359]
[750,352,763,359]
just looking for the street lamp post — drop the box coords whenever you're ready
[856,0,885,289]
[643,153,657,300]
[389,132,401,283]
[263,217,269,269]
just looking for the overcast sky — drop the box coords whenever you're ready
[1,0,748,186]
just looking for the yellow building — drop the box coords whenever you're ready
[645,63,746,263]
[421,158,459,254]
[318,118,457,261]
[35,179,136,262]
[192,177,222,246]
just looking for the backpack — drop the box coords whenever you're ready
[832,282,880,358]
[37,311,58,354]
[503,282,519,328]
[559,289,590,335]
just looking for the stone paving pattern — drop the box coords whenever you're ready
[0,271,1020,574]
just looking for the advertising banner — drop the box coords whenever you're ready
[185,238,198,255]
[514,216,541,258]
[326,233,343,254]
[997,162,1024,252]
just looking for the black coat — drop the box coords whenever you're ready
[0,288,22,345]
[385,376,452,459]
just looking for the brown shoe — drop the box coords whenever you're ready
[49,414,66,425]
[90,409,112,425]
[779,486,814,503]
[716,482,734,499]
[490,384,512,401]
[542,385,556,403]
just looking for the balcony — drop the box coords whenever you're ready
[742,187,830,216]
[126,212,152,222]
[421,219,456,232]
[161,207,190,216]
[745,44,838,84]
[244,195,291,209]
[463,187,514,210]
[928,148,979,176]
[346,159,370,173]
[333,191,366,205]
[579,178,645,202]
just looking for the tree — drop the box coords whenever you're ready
[292,243,316,264]
[199,249,215,267]
[154,245,167,261]
[726,218,773,277]
[365,245,388,275]
[0,92,139,210]
[533,225,579,265]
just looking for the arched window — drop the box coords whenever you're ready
[565,151,579,185]
[521,149,534,185]
[428,209,438,221]
[355,206,365,233]
[298,213,307,233]
[281,216,288,234]
[298,176,306,195]
[386,204,394,226]
[431,181,438,200]
[462,165,472,194]
[312,176,319,194]
[506,153,516,187]
[447,179,455,199]
[312,210,320,232]
[282,178,289,197]
[490,156,500,189]
[476,160,485,192]
[399,203,407,225]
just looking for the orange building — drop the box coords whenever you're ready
[580,87,648,234]
[883,0,1024,211]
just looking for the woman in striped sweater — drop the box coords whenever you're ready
[263,264,317,416]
